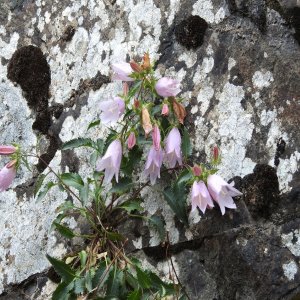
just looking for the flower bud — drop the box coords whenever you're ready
[134,99,140,109]
[7,159,17,169]
[141,52,150,70]
[130,61,143,73]
[127,132,136,150]
[0,145,17,155]
[141,107,153,136]
[212,146,220,164]
[172,98,186,124]
[161,104,169,116]
[152,125,161,151]
[123,82,129,96]
[192,165,202,176]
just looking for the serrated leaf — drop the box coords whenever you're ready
[61,138,94,150]
[96,138,104,155]
[148,215,165,241]
[127,289,142,300]
[85,270,93,292]
[90,150,99,166]
[119,199,143,213]
[61,173,84,190]
[34,174,46,197]
[87,120,100,130]
[73,278,85,294]
[106,267,125,298]
[46,255,76,283]
[136,267,151,289]
[36,181,56,202]
[92,261,108,289]
[53,222,76,239]
[176,169,193,186]
[125,272,139,290]
[79,182,89,205]
[182,127,192,159]
[52,281,74,300]
[163,184,188,226]
[110,177,133,194]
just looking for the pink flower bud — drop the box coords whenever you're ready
[213,146,219,161]
[192,165,202,176]
[0,160,17,192]
[0,145,17,155]
[152,125,161,151]
[155,77,181,97]
[127,132,136,150]
[123,82,129,96]
[161,104,169,116]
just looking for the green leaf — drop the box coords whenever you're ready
[96,138,104,155]
[79,182,89,205]
[90,150,99,166]
[87,120,100,130]
[61,173,84,190]
[127,81,142,99]
[106,267,125,298]
[127,289,142,300]
[52,281,74,300]
[34,174,46,197]
[36,181,56,202]
[163,184,188,226]
[148,271,175,296]
[53,222,76,239]
[181,127,192,159]
[110,177,133,194]
[57,201,75,212]
[61,138,94,150]
[79,250,87,269]
[119,199,143,213]
[73,278,85,294]
[176,169,193,186]
[148,215,166,241]
[121,146,143,176]
[92,261,108,289]
[85,270,93,292]
[136,267,151,289]
[46,254,77,283]
[125,272,139,290]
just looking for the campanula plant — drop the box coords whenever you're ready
[0,53,242,299]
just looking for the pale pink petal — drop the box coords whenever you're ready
[0,163,16,192]
[112,62,134,82]
[155,77,181,97]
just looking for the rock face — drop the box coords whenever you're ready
[0,0,299,299]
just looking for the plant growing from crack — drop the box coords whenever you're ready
[0,53,241,299]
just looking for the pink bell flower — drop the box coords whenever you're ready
[0,145,17,155]
[164,128,182,168]
[96,140,122,183]
[99,97,125,124]
[127,132,136,150]
[207,174,242,215]
[144,146,164,185]
[0,160,17,192]
[161,104,169,116]
[155,77,181,97]
[191,181,214,214]
[112,62,134,81]
[152,125,161,151]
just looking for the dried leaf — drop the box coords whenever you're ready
[172,98,186,124]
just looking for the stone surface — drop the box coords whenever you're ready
[0,0,299,299]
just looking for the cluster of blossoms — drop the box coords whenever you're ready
[0,145,18,192]
[96,54,242,215]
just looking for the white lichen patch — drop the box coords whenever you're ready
[283,261,298,281]
[0,32,19,60]
[282,229,300,257]
[0,153,67,293]
[252,70,274,89]
[192,0,228,24]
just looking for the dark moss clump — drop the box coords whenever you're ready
[288,7,300,44]
[7,45,51,134]
[241,164,280,219]
[175,15,208,49]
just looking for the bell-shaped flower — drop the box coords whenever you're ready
[0,145,17,155]
[161,104,169,116]
[112,62,134,81]
[99,97,125,124]
[207,174,242,215]
[152,125,161,151]
[96,140,122,183]
[144,146,164,185]
[191,181,214,214]
[164,128,182,168]
[127,132,136,150]
[155,77,181,97]
[0,160,17,192]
